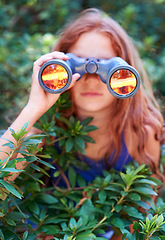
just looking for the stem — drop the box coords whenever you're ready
[92,185,130,233]
[144,235,149,240]
[111,195,126,213]
[111,185,130,213]
[92,215,108,232]
[1,141,20,169]
[46,136,67,146]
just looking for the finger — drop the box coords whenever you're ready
[34,51,68,68]
[68,73,81,89]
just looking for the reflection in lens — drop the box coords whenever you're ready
[110,69,137,95]
[41,64,68,90]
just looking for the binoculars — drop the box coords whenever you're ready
[38,53,140,99]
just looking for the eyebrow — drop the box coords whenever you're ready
[74,54,114,60]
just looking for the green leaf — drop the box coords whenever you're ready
[37,158,55,169]
[127,193,141,201]
[0,229,4,240]
[29,201,40,215]
[160,236,165,240]
[133,187,158,196]
[65,138,74,152]
[121,228,133,240]
[82,135,96,143]
[6,218,16,226]
[38,193,58,204]
[82,125,98,132]
[95,238,108,240]
[69,217,77,230]
[111,217,125,228]
[133,221,142,231]
[115,204,122,212]
[0,168,24,173]
[135,178,157,186]
[68,166,76,188]
[81,117,93,126]
[39,225,59,235]
[23,231,29,240]
[76,231,96,239]
[134,200,151,209]
[0,180,23,199]
[21,122,29,132]
[122,206,143,219]
[98,190,107,203]
[74,135,85,149]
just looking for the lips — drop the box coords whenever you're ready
[81,91,102,96]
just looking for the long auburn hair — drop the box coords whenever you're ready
[52,8,164,174]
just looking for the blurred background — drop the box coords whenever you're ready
[0,0,165,129]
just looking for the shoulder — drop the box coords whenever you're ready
[125,124,161,166]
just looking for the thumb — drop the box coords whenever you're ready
[69,73,81,89]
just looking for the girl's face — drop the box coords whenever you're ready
[69,30,117,117]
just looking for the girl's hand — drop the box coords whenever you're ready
[26,51,80,115]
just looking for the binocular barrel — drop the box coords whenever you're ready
[38,53,140,99]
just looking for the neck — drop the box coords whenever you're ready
[75,108,113,161]
[76,107,112,135]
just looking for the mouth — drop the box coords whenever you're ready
[80,90,103,97]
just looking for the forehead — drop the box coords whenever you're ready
[69,30,116,59]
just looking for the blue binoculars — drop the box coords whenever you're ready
[38,53,140,99]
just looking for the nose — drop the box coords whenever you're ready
[83,73,100,82]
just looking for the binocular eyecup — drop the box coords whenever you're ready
[38,53,140,99]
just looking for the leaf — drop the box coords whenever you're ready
[81,117,93,126]
[23,231,28,240]
[131,164,145,176]
[39,225,59,235]
[111,217,125,228]
[74,135,85,149]
[133,187,158,196]
[65,138,74,152]
[29,201,40,215]
[0,229,4,240]
[122,206,143,219]
[82,125,98,133]
[98,190,107,203]
[6,218,16,226]
[134,178,158,186]
[37,158,55,169]
[37,193,58,204]
[120,228,133,240]
[133,221,143,231]
[0,168,24,173]
[134,200,151,210]
[127,193,141,201]
[115,204,122,212]
[75,231,96,239]
[0,180,23,199]
[68,166,76,188]
[69,217,77,230]
[21,139,43,145]
[21,122,29,132]
[82,135,96,143]
[95,238,108,240]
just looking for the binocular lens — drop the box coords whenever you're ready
[41,64,69,90]
[110,69,137,95]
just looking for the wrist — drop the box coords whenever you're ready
[25,101,47,118]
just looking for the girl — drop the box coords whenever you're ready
[0,8,164,239]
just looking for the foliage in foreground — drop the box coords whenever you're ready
[0,93,165,240]
[1,0,165,129]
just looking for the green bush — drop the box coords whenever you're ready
[0,93,165,240]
